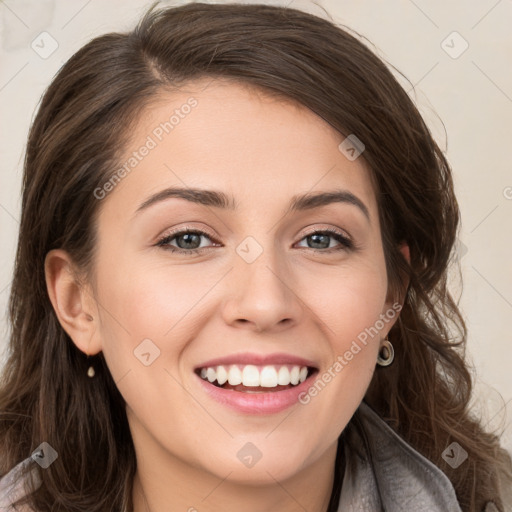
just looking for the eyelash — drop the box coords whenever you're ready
[155,226,355,255]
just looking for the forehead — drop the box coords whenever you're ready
[98,78,378,222]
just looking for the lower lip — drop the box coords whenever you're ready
[194,372,317,414]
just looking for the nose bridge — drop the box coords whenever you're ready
[222,232,302,330]
[235,233,287,296]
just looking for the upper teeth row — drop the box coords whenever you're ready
[199,365,309,387]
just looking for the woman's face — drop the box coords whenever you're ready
[80,79,403,484]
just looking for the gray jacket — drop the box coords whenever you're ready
[0,401,509,511]
[337,401,510,511]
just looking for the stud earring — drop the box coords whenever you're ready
[86,355,95,378]
[377,336,394,367]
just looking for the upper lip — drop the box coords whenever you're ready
[194,352,319,370]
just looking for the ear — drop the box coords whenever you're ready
[399,241,410,265]
[381,241,411,335]
[394,240,410,303]
[44,249,102,356]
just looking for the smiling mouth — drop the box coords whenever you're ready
[194,364,318,393]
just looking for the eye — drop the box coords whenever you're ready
[155,226,355,255]
[156,228,219,255]
[295,228,354,252]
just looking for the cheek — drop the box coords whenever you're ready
[93,258,210,420]
[88,255,159,361]
[110,265,199,334]
[94,255,220,370]
[98,264,184,328]
[97,248,388,350]
[304,261,388,345]
[280,270,389,467]
[293,263,388,437]
[297,259,388,394]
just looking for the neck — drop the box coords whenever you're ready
[130,432,340,512]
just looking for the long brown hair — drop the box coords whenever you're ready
[1,2,511,511]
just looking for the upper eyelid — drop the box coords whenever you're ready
[300,225,351,239]
[158,225,352,246]
[160,225,350,237]
[160,226,218,242]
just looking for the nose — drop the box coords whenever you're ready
[221,242,304,333]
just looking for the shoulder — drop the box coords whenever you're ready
[0,457,41,512]
[340,401,461,511]
[339,402,510,512]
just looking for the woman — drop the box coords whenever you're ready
[0,2,511,511]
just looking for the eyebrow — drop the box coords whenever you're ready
[134,186,370,222]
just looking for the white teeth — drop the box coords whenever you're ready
[227,365,242,385]
[260,366,278,387]
[290,366,300,385]
[216,365,228,385]
[242,365,260,387]
[206,367,216,383]
[277,366,290,385]
[198,364,311,388]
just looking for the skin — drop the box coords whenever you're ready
[45,77,409,512]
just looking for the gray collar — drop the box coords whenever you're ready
[337,401,463,511]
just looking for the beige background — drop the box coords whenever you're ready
[1,0,511,455]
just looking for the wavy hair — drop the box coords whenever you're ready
[1,2,511,511]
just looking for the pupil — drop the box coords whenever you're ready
[309,233,328,249]
[178,233,200,249]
